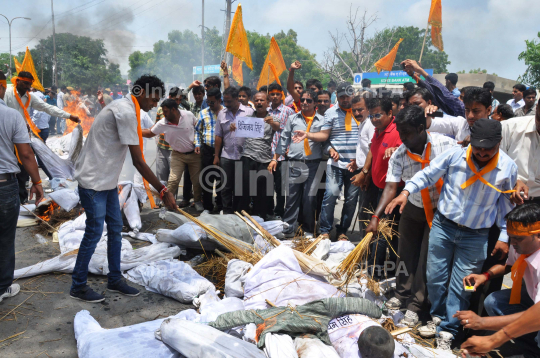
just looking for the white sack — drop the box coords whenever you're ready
[123,188,142,231]
[155,223,210,250]
[123,231,158,244]
[156,319,266,358]
[311,239,331,261]
[74,310,182,358]
[31,137,74,179]
[294,337,340,358]
[118,183,133,208]
[19,204,36,215]
[125,260,215,303]
[49,188,80,212]
[224,259,253,298]
[68,124,84,164]
[243,245,345,310]
[264,333,298,358]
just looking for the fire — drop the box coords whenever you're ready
[63,91,95,136]
[37,202,60,221]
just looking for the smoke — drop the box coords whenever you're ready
[19,4,137,71]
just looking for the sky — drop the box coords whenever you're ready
[0,0,539,81]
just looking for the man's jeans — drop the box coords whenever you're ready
[485,287,540,355]
[220,157,241,214]
[283,161,320,235]
[71,187,123,292]
[427,211,489,337]
[320,164,360,236]
[0,180,20,295]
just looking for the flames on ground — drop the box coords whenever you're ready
[63,91,94,136]
[37,202,60,222]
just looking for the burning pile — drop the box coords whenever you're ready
[63,91,95,136]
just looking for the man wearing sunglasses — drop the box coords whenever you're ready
[272,90,324,238]
[292,82,360,242]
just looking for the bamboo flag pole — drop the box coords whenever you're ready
[419,22,430,64]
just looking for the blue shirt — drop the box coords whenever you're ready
[451,87,461,98]
[403,145,517,242]
[321,106,359,169]
[195,107,219,148]
[417,75,465,118]
[276,112,324,160]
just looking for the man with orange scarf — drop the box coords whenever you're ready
[455,203,540,357]
[72,75,177,303]
[365,105,456,328]
[387,119,517,350]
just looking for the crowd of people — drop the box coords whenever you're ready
[0,53,540,356]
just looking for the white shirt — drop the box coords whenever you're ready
[428,114,469,142]
[355,118,375,168]
[386,132,457,209]
[507,98,525,112]
[4,88,70,120]
[151,110,198,153]
[57,91,65,110]
[506,246,540,303]
[75,98,139,191]
[501,116,540,197]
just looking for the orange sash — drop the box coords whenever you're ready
[13,88,41,140]
[292,101,300,113]
[343,107,358,131]
[0,79,6,88]
[460,146,515,194]
[510,253,532,304]
[131,95,157,209]
[302,112,315,156]
[406,142,443,228]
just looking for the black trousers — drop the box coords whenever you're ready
[395,201,430,313]
[238,156,273,219]
[0,180,20,295]
[200,144,222,211]
[273,161,285,218]
[220,157,240,214]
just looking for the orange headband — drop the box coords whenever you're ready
[507,221,540,236]
[0,80,6,88]
[269,90,281,94]
[16,77,34,84]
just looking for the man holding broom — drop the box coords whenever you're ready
[365,105,456,328]
[72,74,177,303]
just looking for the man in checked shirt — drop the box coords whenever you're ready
[365,105,457,329]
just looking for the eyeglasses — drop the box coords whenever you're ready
[300,98,313,103]
[368,113,385,119]
[207,101,216,105]
[204,84,211,88]
[318,99,330,104]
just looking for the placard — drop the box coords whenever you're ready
[234,117,264,138]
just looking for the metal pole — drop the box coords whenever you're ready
[51,0,58,86]
[41,45,44,84]
[0,15,32,78]
[201,0,205,82]
[224,0,232,66]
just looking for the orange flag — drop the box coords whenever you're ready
[232,56,244,86]
[12,47,45,92]
[428,0,443,51]
[374,38,404,74]
[14,57,22,73]
[225,4,253,70]
[256,37,287,90]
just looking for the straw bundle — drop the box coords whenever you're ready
[336,218,398,286]
[291,236,314,252]
[240,210,281,247]
[193,252,235,292]
[177,208,262,265]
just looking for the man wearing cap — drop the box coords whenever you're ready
[456,203,540,357]
[387,119,517,350]
[293,82,360,241]
[0,70,44,303]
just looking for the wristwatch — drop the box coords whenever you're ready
[362,168,369,175]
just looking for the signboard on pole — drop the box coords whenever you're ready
[193,64,221,75]
[359,69,434,85]
[353,73,363,85]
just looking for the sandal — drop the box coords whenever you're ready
[337,233,349,242]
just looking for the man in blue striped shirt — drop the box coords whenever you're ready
[387,119,517,350]
[293,82,360,241]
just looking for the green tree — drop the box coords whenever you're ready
[367,26,451,73]
[518,31,540,87]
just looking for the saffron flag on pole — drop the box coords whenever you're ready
[232,56,244,86]
[256,37,287,90]
[428,0,443,51]
[373,38,404,74]
[225,3,253,70]
[14,57,22,73]
[12,47,45,92]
